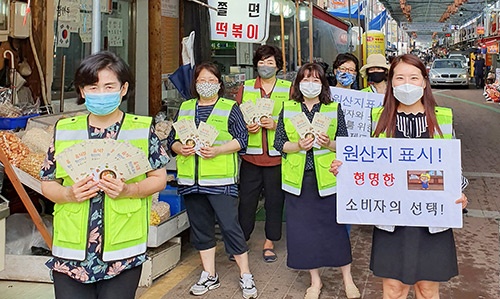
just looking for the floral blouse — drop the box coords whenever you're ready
[40,120,169,284]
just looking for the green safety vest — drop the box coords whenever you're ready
[175,98,238,186]
[361,85,375,93]
[371,106,453,139]
[53,113,152,262]
[242,79,291,156]
[281,101,339,197]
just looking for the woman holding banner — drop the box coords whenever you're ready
[274,63,360,299]
[330,54,468,299]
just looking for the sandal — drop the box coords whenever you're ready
[304,286,321,299]
[345,283,360,299]
[262,248,277,263]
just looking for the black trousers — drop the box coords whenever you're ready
[238,159,284,242]
[53,265,142,299]
[184,193,248,255]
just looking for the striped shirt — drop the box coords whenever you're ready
[167,99,248,197]
[274,102,348,171]
[395,112,468,192]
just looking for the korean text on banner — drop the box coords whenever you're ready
[336,137,463,228]
[208,0,270,43]
[330,87,384,137]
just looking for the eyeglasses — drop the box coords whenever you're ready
[196,78,219,84]
[337,66,357,74]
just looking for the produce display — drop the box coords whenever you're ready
[154,120,172,140]
[18,153,45,179]
[0,131,30,166]
[150,193,171,226]
[21,127,53,154]
[0,101,23,117]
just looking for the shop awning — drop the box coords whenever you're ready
[327,3,365,20]
[314,4,350,31]
[369,10,387,31]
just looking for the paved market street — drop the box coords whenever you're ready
[136,87,500,299]
[1,86,500,299]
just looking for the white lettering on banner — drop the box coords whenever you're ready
[208,0,270,43]
[336,137,463,228]
[330,87,384,138]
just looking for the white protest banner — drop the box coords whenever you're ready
[336,137,463,228]
[208,0,270,43]
[330,87,384,137]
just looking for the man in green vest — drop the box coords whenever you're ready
[236,45,291,263]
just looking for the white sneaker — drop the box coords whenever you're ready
[239,273,258,299]
[189,271,220,296]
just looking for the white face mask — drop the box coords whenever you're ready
[299,82,322,99]
[393,83,424,106]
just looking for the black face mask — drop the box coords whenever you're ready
[368,72,387,83]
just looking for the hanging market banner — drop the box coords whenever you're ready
[401,22,451,33]
[330,87,384,137]
[208,0,270,43]
[336,137,463,228]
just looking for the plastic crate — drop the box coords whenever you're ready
[0,114,40,130]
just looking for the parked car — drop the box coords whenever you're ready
[429,59,469,88]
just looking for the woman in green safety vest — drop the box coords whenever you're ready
[236,45,291,263]
[274,63,360,299]
[330,54,469,299]
[167,62,257,299]
[40,51,169,299]
[359,53,389,94]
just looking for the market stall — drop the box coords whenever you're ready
[0,112,188,287]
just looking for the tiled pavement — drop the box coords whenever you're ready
[138,87,500,299]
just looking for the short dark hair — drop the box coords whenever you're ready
[291,63,331,105]
[74,51,134,105]
[252,45,283,70]
[332,53,360,88]
[191,62,225,99]
[332,52,360,72]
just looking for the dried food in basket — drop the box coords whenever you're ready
[155,120,173,140]
[150,201,170,226]
[18,153,45,179]
[21,127,53,153]
[0,100,22,117]
[0,131,30,166]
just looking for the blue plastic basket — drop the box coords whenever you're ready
[0,114,40,130]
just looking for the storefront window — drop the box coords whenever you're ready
[52,0,135,101]
[299,17,348,68]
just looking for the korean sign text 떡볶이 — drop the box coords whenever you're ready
[208,0,270,43]
[336,137,463,228]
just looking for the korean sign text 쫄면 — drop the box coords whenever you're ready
[208,0,270,43]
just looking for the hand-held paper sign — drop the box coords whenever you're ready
[336,137,463,228]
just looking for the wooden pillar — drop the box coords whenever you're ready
[148,0,162,116]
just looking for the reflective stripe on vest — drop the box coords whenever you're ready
[371,106,453,139]
[176,98,238,186]
[53,113,151,261]
[281,101,339,196]
[242,79,291,156]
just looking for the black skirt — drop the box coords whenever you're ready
[370,226,458,285]
[285,171,352,270]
